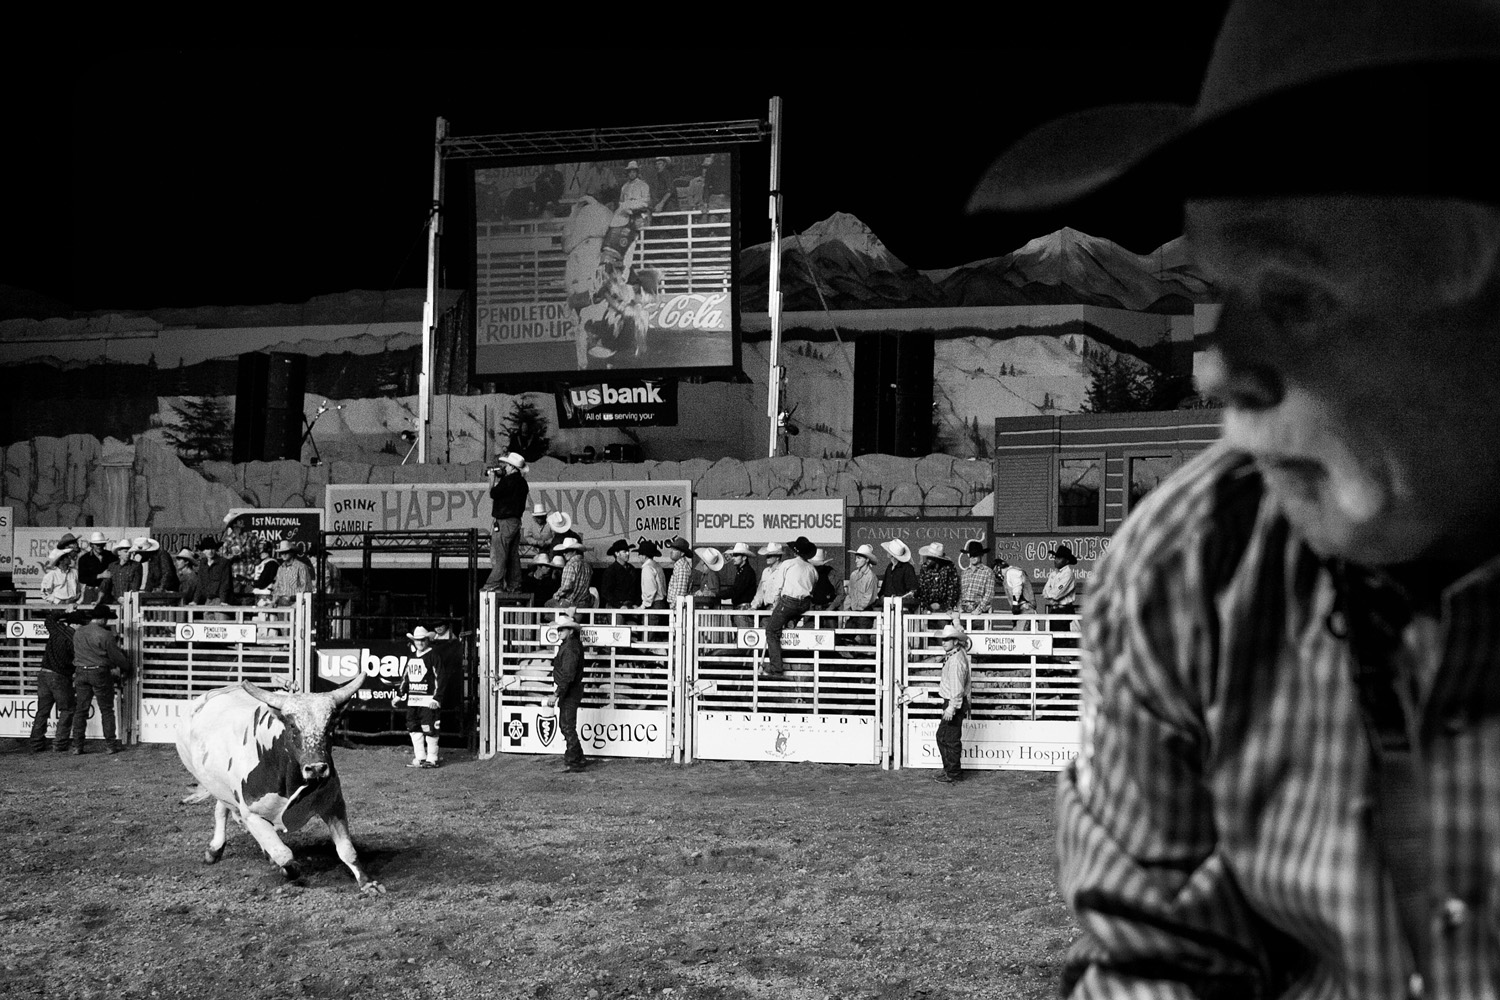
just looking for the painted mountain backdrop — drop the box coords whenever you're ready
[740,212,1212,314]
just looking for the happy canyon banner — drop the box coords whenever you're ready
[325,480,693,560]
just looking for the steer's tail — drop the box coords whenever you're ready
[180,785,213,805]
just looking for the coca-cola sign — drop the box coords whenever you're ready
[651,292,730,332]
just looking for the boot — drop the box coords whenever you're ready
[406,732,425,768]
[107,742,122,755]
[423,735,441,769]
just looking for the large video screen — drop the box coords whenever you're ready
[468,150,740,382]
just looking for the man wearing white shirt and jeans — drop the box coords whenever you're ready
[763,537,818,679]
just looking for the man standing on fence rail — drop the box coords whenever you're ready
[543,614,587,774]
[482,452,529,594]
[70,603,128,755]
[972,1,1500,995]
[763,538,817,680]
[194,536,234,606]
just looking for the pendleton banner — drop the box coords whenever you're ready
[554,378,678,427]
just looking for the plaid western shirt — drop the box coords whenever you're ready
[1059,442,1500,1000]
[666,555,694,605]
[553,553,591,607]
[960,562,994,612]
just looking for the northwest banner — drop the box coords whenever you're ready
[554,378,677,427]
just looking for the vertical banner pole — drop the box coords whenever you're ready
[418,117,448,464]
[766,97,784,458]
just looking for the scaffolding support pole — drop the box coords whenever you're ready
[765,96,783,459]
[418,116,448,464]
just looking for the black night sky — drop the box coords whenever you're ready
[2,39,1226,316]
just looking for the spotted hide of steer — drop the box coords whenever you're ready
[176,674,385,893]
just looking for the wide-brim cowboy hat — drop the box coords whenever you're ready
[550,555,565,568]
[939,622,968,642]
[790,537,817,560]
[57,533,79,550]
[133,536,160,553]
[881,539,911,563]
[174,548,197,561]
[532,503,548,516]
[727,542,755,557]
[666,537,692,555]
[555,537,585,553]
[496,452,527,470]
[276,540,298,554]
[968,0,1500,214]
[531,553,553,567]
[808,549,830,568]
[46,547,75,566]
[853,543,878,562]
[963,539,988,557]
[607,538,633,556]
[757,542,785,558]
[547,511,573,534]
[111,539,132,552]
[86,531,108,545]
[1051,545,1078,565]
[918,543,949,561]
[552,613,579,631]
[636,539,662,558]
[694,547,725,572]
[407,626,436,640]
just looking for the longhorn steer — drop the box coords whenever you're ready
[176,674,384,892]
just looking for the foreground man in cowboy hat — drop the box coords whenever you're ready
[971,2,1500,996]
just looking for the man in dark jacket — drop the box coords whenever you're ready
[29,609,89,752]
[70,603,129,754]
[543,613,587,773]
[194,536,235,605]
[599,539,640,608]
[482,452,529,593]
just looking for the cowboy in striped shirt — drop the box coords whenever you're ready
[975,2,1500,997]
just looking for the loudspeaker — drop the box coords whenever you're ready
[233,352,307,462]
[852,333,934,457]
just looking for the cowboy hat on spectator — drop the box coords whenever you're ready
[86,531,107,545]
[636,539,662,559]
[407,626,436,641]
[547,511,573,534]
[666,537,692,556]
[881,539,912,563]
[551,613,579,633]
[758,542,786,558]
[276,540,298,555]
[695,547,726,572]
[495,452,527,471]
[554,537,585,554]
[607,539,633,556]
[789,537,817,560]
[727,542,755,558]
[853,544,878,563]
[918,542,950,561]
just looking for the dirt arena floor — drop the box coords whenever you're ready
[0,740,1073,1000]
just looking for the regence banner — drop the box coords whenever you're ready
[554,378,677,427]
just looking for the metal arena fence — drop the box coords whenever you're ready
[3,593,1081,771]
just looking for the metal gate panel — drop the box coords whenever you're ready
[131,595,308,744]
[0,603,125,742]
[486,604,681,762]
[895,611,1082,771]
[688,599,888,767]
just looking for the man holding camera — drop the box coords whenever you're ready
[482,452,529,594]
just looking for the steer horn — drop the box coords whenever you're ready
[240,681,290,712]
[329,671,366,707]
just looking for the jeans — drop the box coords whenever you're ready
[559,694,584,768]
[936,703,968,778]
[29,669,75,750]
[72,668,118,747]
[764,595,811,677]
[484,517,523,591]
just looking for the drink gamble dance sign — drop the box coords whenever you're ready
[464,148,742,383]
